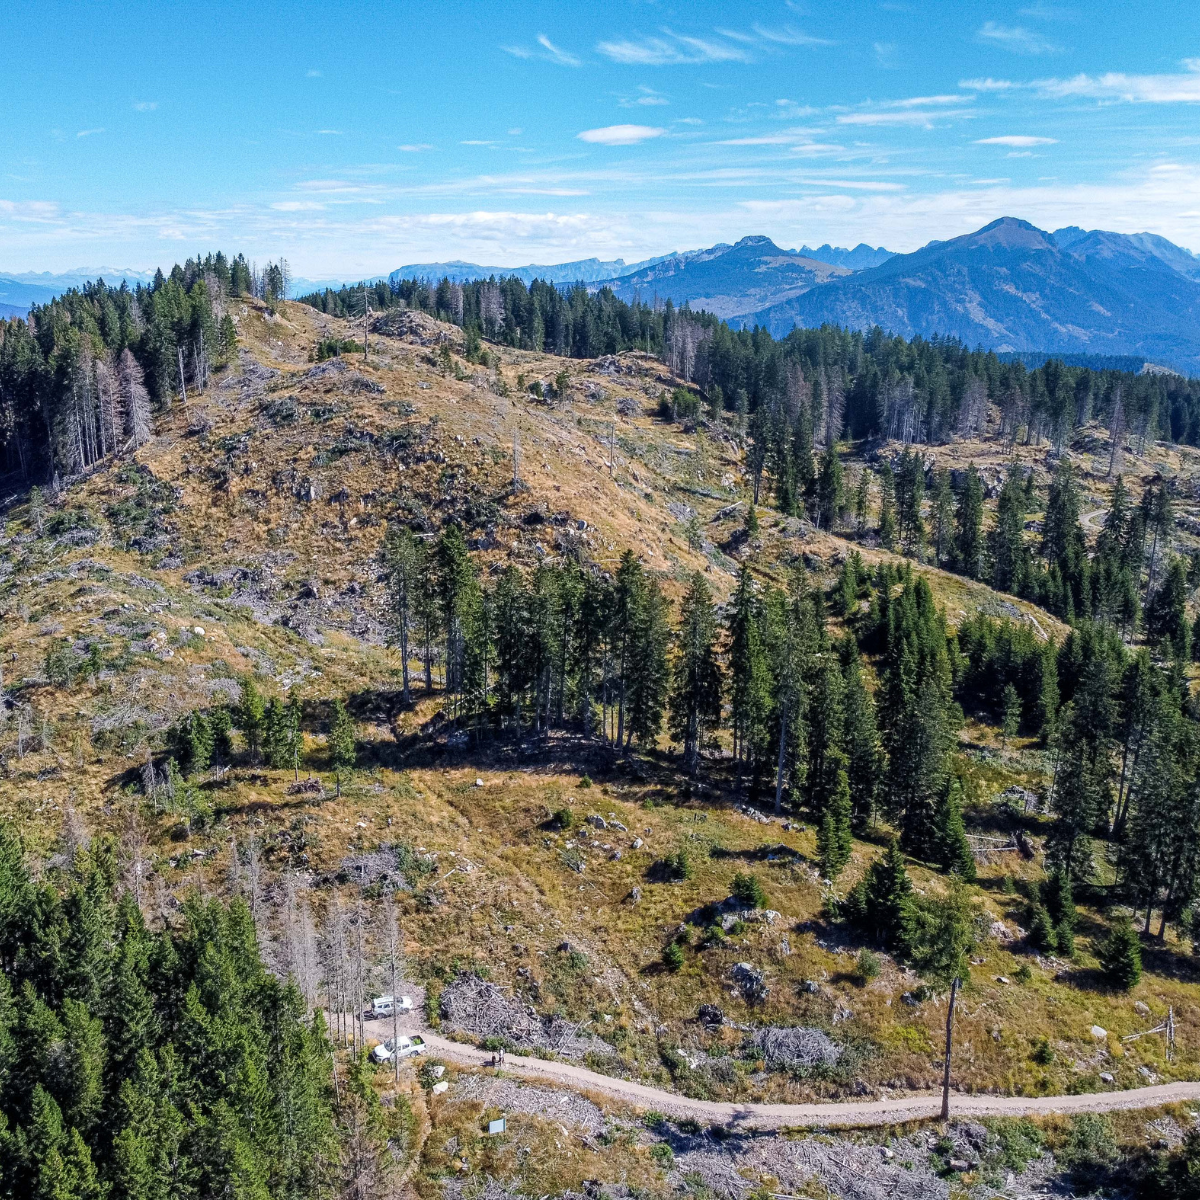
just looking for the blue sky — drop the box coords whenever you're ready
[3,0,1200,275]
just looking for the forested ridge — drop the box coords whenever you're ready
[302,272,1200,448]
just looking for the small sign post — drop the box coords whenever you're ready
[488,1116,507,1135]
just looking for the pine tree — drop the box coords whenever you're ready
[909,878,976,989]
[853,468,870,532]
[816,443,843,530]
[328,700,356,798]
[930,467,953,567]
[933,781,976,880]
[382,523,425,703]
[263,698,289,769]
[843,839,914,955]
[952,464,985,579]
[877,464,898,550]
[236,677,266,763]
[437,524,480,715]
[1098,917,1142,990]
[1001,683,1021,747]
[727,566,773,786]
[668,573,722,775]
[842,650,881,831]
[1027,896,1059,953]
[817,768,853,881]
[626,577,671,748]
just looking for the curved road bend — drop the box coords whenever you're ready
[356,1014,1200,1129]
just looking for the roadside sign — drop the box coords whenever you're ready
[488,1117,506,1135]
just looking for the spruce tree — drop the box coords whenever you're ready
[877,464,898,550]
[930,467,953,567]
[1027,896,1059,953]
[727,566,772,787]
[817,768,853,881]
[1098,917,1142,990]
[328,700,356,797]
[668,573,722,775]
[382,523,424,703]
[1001,683,1021,747]
[236,677,266,763]
[816,443,843,530]
[953,464,985,579]
[844,839,914,955]
[626,576,671,748]
[933,781,976,880]
[842,650,881,831]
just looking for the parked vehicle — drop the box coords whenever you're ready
[370,995,414,1018]
[370,1035,425,1063]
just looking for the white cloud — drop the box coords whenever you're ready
[76,128,104,138]
[461,139,496,146]
[884,94,965,108]
[874,42,899,69]
[315,129,343,136]
[750,22,833,46]
[597,31,753,65]
[502,33,581,66]
[397,144,433,152]
[960,77,1018,91]
[977,22,1061,55]
[271,201,327,211]
[133,101,157,112]
[536,34,580,67]
[508,128,523,136]
[577,124,666,145]
[306,69,322,77]
[975,135,1058,146]
[1035,65,1200,103]
[620,86,669,108]
[836,109,973,127]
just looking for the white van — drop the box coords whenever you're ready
[370,1035,425,1063]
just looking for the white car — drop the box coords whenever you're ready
[371,995,414,1018]
[370,1035,425,1063]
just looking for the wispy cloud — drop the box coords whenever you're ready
[1037,64,1200,103]
[306,69,322,77]
[597,31,754,65]
[976,21,1061,55]
[397,143,433,152]
[975,135,1057,147]
[620,85,670,108]
[502,33,581,66]
[1018,4,1078,18]
[577,124,666,145]
[76,128,104,138]
[315,129,343,136]
[836,109,973,127]
[750,22,833,46]
[962,60,1200,103]
[873,42,899,69]
[133,101,158,112]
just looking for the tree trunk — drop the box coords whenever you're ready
[941,977,960,1121]
[774,700,789,817]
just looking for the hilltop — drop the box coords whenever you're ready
[8,272,1200,1196]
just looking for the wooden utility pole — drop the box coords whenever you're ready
[363,286,370,362]
[941,976,960,1121]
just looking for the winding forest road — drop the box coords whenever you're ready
[358,1014,1200,1129]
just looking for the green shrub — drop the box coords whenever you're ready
[731,872,766,908]
[1031,1037,1055,1065]
[856,948,881,982]
[1014,963,1033,984]
[660,850,694,882]
[650,1143,674,1168]
[662,942,685,972]
[1098,917,1142,990]
[553,807,575,831]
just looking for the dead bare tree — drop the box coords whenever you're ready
[1108,387,1126,478]
[119,349,152,449]
[120,799,149,907]
[380,895,404,1082]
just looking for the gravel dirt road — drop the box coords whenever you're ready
[356,1010,1200,1129]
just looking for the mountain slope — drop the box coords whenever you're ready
[596,235,850,318]
[739,217,1200,373]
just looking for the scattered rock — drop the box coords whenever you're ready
[1100,1072,1115,1084]
[1091,1025,1108,1040]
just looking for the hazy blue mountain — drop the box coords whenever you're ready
[595,235,851,318]
[797,242,893,270]
[0,302,28,320]
[736,217,1200,375]
[388,254,673,286]
[0,267,157,315]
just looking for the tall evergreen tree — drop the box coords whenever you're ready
[668,573,722,775]
[952,464,985,579]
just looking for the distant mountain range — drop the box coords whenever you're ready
[0,268,157,316]
[595,235,854,318]
[736,218,1200,374]
[387,254,676,287]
